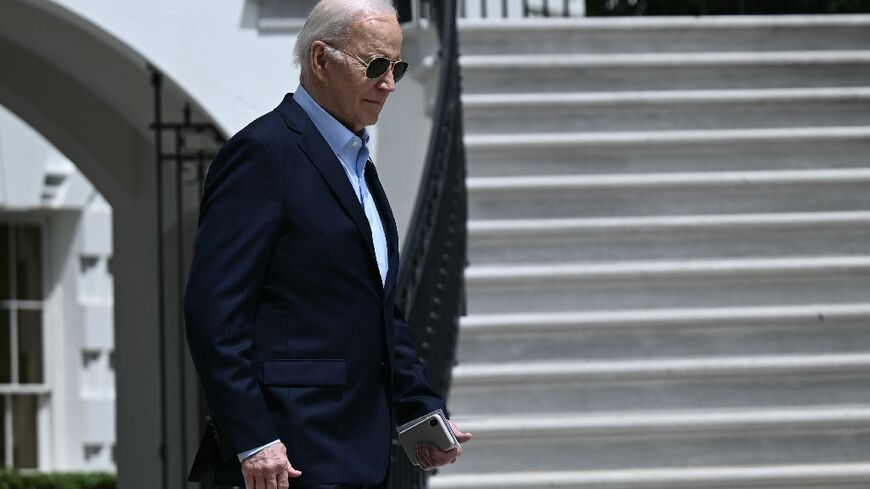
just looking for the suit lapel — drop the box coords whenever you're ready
[366,161,399,300]
[298,122,380,272]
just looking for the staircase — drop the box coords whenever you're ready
[432,15,870,489]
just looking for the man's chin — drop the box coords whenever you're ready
[363,111,381,127]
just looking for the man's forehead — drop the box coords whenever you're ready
[350,15,402,55]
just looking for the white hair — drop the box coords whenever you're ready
[294,0,398,83]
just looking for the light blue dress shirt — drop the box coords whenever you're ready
[237,86,390,462]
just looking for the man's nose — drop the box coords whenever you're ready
[377,69,397,92]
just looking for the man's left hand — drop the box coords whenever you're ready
[415,419,472,471]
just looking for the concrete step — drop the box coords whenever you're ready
[458,15,870,55]
[468,168,870,220]
[430,462,870,489]
[463,88,870,134]
[467,211,870,264]
[449,353,870,415]
[465,256,870,314]
[458,303,870,363]
[453,16,870,488]
[465,127,870,177]
[438,407,870,474]
[460,51,870,94]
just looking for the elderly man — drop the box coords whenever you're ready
[183,1,470,488]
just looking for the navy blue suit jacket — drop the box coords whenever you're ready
[184,93,446,487]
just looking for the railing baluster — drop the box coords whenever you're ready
[481,0,487,17]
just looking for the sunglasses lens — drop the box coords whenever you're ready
[366,58,391,79]
[393,61,409,82]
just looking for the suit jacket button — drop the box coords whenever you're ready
[380,361,390,374]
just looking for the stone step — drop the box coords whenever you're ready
[465,256,870,314]
[430,462,870,489]
[463,88,870,134]
[460,51,870,94]
[458,303,870,363]
[467,211,870,264]
[465,127,870,177]
[438,407,870,474]
[468,168,870,220]
[458,15,870,55]
[449,353,870,415]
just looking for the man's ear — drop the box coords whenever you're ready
[310,41,330,83]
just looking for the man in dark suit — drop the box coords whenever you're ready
[183,1,470,488]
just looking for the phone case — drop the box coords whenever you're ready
[397,409,458,466]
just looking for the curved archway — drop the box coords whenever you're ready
[0,1,215,487]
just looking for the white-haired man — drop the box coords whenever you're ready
[184,1,471,488]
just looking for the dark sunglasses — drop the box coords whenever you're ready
[323,42,409,82]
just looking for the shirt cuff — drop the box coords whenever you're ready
[237,439,280,462]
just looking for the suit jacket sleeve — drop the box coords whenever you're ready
[389,303,449,424]
[184,131,282,455]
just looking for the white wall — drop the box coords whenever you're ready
[42,0,298,135]
[0,104,115,471]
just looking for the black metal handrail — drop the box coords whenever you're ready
[587,0,870,15]
[454,0,869,18]
[389,0,467,487]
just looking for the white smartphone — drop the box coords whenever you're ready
[397,410,458,466]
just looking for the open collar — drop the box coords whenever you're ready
[293,84,369,181]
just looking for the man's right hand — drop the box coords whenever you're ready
[241,441,302,489]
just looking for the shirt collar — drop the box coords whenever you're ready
[294,84,369,178]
